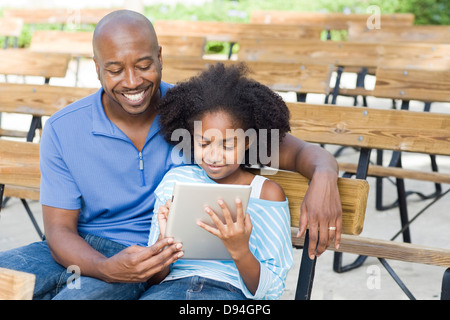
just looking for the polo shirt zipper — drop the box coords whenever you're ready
[139,151,145,186]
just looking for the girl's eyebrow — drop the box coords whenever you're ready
[195,135,237,143]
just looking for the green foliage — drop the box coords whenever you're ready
[400,0,450,25]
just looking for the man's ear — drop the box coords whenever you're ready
[158,45,163,70]
[93,56,100,81]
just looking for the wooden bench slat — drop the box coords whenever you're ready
[0,83,97,116]
[30,30,94,58]
[292,231,450,268]
[373,67,450,103]
[0,268,35,300]
[250,11,414,29]
[348,24,450,44]
[0,140,40,189]
[158,35,206,58]
[154,20,322,42]
[339,162,450,185]
[3,185,40,201]
[162,57,332,95]
[253,169,369,235]
[29,30,206,59]
[288,102,450,156]
[0,129,28,139]
[238,39,450,71]
[0,49,70,78]
[0,17,24,38]
[3,8,121,25]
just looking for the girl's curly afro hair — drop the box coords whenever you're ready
[156,62,291,166]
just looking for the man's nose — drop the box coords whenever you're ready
[123,68,142,88]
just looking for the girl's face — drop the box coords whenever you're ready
[194,110,250,184]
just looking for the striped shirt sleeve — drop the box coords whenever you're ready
[239,200,293,299]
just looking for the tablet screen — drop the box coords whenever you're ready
[165,182,252,260]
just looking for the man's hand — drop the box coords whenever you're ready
[43,205,184,283]
[99,237,183,283]
[297,169,342,260]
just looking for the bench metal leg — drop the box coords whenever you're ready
[442,268,450,300]
[296,93,307,103]
[395,176,411,243]
[331,66,343,105]
[353,67,368,107]
[0,184,4,212]
[333,252,367,273]
[295,230,317,300]
[333,148,371,273]
[379,258,416,300]
[20,199,44,240]
[26,116,42,142]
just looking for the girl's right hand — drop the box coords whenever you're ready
[158,199,172,238]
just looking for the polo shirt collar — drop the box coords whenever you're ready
[91,87,162,143]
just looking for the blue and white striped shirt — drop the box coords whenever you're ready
[148,165,293,300]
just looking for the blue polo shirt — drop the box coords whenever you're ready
[40,82,181,246]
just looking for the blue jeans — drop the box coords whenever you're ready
[140,276,248,300]
[0,233,147,300]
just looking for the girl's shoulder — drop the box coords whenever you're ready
[259,178,286,202]
[163,165,204,180]
[156,165,205,195]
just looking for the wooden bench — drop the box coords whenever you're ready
[154,20,323,43]
[162,57,332,101]
[30,30,94,58]
[287,101,450,299]
[154,20,323,59]
[237,38,450,104]
[373,66,450,105]
[0,49,71,84]
[250,10,414,28]
[0,83,97,141]
[0,267,35,300]
[0,139,369,300]
[3,8,121,26]
[0,83,97,237]
[0,139,41,238]
[250,10,414,39]
[348,24,450,44]
[0,17,24,48]
[29,30,207,59]
[159,35,206,59]
[28,30,206,85]
[370,66,450,211]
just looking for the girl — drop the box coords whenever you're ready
[143,63,292,300]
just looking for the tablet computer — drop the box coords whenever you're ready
[165,182,252,260]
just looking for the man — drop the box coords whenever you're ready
[0,10,341,299]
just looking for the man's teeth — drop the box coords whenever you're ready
[123,91,144,101]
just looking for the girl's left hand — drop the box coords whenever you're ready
[197,198,252,260]
[158,199,172,238]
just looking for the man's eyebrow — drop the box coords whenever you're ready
[104,61,122,68]
[104,56,154,68]
[136,56,154,63]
